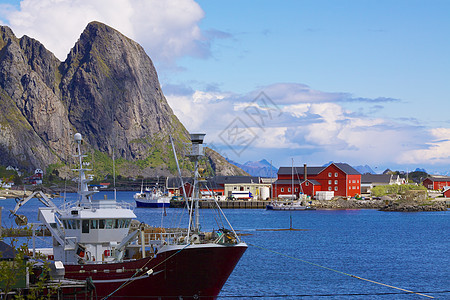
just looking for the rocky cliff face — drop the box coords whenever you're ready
[0,22,245,177]
[0,26,72,169]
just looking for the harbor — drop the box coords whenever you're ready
[1,192,448,299]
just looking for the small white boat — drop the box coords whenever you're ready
[266,201,315,211]
[134,183,171,208]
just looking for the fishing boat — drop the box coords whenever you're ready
[11,133,247,299]
[134,182,171,208]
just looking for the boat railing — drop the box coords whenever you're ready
[60,200,134,211]
[138,228,189,245]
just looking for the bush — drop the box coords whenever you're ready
[371,184,427,197]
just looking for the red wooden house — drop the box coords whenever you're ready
[422,176,450,190]
[273,163,361,198]
[443,187,450,198]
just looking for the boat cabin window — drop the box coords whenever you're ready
[77,219,131,230]
[105,219,114,229]
[90,219,98,229]
[82,220,90,233]
[63,219,80,230]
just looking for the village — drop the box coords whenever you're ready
[1,162,449,211]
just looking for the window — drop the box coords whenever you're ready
[90,219,98,229]
[288,188,291,192]
[328,180,332,184]
[334,180,338,184]
[328,172,332,177]
[334,186,338,191]
[82,220,90,233]
[295,188,298,192]
[349,180,351,183]
[357,180,359,183]
[105,219,114,229]
[352,180,356,183]
[305,182,309,186]
[281,188,284,192]
[328,186,332,191]
[335,172,338,177]
[99,219,105,229]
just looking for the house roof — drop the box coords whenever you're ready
[274,179,303,185]
[278,163,360,176]
[302,179,321,185]
[330,163,361,175]
[278,166,324,176]
[274,179,321,186]
[213,176,261,184]
[361,174,392,184]
[423,176,450,182]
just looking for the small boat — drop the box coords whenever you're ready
[134,183,171,208]
[266,201,316,211]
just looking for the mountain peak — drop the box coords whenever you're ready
[0,22,241,177]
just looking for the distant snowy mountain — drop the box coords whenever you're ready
[354,165,375,174]
[227,159,278,177]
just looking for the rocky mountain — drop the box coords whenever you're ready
[0,22,245,177]
[227,159,277,177]
[206,149,249,176]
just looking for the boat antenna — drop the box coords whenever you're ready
[113,147,117,201]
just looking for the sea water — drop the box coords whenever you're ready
[1,191,448,299]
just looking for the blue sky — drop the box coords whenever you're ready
[1,0,449,174]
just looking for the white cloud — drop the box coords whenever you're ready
[253,83,346,105]
[165,90,233,132]
[166,83,432,168]
[398,128,450,165]
[2,0,206,63]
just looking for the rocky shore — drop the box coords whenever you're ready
[311,199,385,209]
[311,198,448,211]
[379,201,448,212]
[0,188,58,199]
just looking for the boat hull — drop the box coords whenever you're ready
[135,200,170,208]
[64,243,247,299]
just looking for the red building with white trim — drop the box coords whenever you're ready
[422,176,450,190]
[273,163,361,198]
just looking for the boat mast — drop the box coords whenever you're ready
[291,158,294,200]
[187,133,206,233]
[73,133,95,203]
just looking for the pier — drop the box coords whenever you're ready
[171,200,269,209]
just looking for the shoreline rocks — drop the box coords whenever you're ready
[379,201,447,212]
[311,198,448,212]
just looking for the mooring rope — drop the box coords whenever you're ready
[248,243,434,299]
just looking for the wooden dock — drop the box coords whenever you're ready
[171,200,269,209]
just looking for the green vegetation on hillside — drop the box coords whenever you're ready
[371,184,427,197]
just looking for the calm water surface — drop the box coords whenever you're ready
[1,191,448,299]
